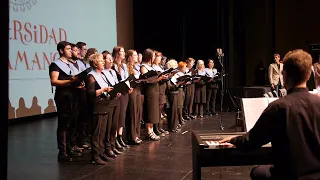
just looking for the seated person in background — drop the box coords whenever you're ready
[220,49,320,180]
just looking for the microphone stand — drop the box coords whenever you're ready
[217,50,225,130]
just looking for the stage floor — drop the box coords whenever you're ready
[8,112,253,180]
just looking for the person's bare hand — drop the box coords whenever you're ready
[128,88,134,94]
[104,86,114,92]
[70,76,79,83]
[219,136,237,143]
[161,74,168,80]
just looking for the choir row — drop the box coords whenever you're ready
[49,41,221,164]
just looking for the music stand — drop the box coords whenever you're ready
[216,48,225,130]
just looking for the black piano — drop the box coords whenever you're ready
[192,130,272,180]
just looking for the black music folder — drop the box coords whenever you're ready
[157,68,174,77]
[109,74,135,98]
[140,70,158,79]
[109,81,131,98]
[177,75,193,83]
[75,67,92,81]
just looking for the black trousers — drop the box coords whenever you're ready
[206,88,218,113]
[140,95,144,121]
[71,88,89,146]
[118,94,129,128]
[128,87,142,141]
[91,113,108,159]
[178,88,184,123]
[54,89,76,155]
[168,92,179,131]
[183,84,195,116]
[105,99,120,150]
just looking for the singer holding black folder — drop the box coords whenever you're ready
[112,46,132,149]
[152,51,170,137]
[194,60,207,118]
[102,51,123,157]
[183,58,196,120]
[166,59,183,132]
[85,53,115,165]
[50,41,85,162]
[126,50,143,145]
[140,49,167,141]
[205,59,218,116]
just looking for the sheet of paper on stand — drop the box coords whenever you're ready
[241,97,278,132]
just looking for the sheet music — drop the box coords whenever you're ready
[241,98,269,132]
[267,97,278,104]
[171,75,178,85]
[125,80,131,88]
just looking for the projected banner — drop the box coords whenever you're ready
[9,0,117,119]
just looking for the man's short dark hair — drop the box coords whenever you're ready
[76,42,86,49]
[70,43,77,49]
[57,41,71,56]
[283,49,312,85]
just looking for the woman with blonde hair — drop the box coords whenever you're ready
[194,60,207,118]
[112,46,132,149]
[86,53,114,165]
[126,49,143,144]
[166,59,185,132]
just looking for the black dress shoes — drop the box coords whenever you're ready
[189,115,196,119]
[58,153,72,162]
[117,136,129,148]
[105,149,117,158]
[183,116,191,120]
[212,112,218,116]
[92,158,107,165]
[130,139,142,145]
[115,139,124,150]
[100,154,109,162]
[158,127,169,135]
[112,147,122,155]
